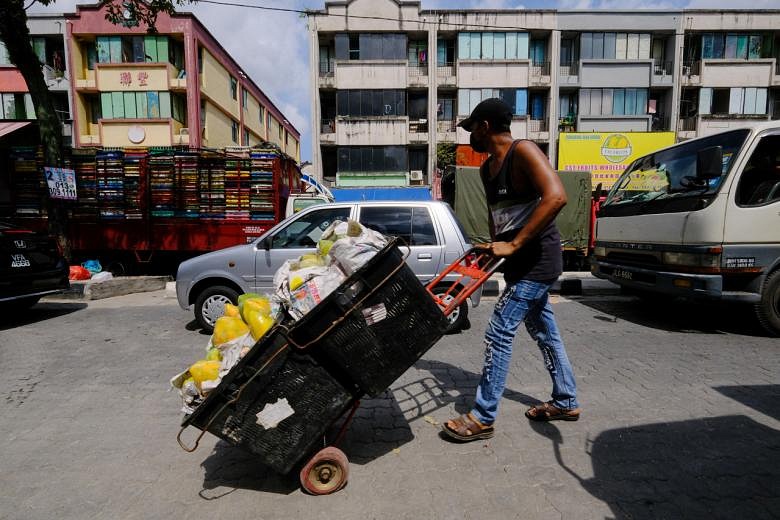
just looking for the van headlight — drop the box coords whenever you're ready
[662,251,721,268]
[593,246,607,258]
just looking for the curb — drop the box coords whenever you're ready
[56,276,171,301]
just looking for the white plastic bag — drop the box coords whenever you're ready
[90,271,113,282]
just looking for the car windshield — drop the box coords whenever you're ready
[604,129,750,207]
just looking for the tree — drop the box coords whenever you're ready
[0,0,188,261]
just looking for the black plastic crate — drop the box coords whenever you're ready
[183,328,356,475]
[286,241,450,397]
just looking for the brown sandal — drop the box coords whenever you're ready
[441,413,495,442]
[525,402,581,422]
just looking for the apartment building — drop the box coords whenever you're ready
[0,15,74,145]
[0,5,300,159]
[65,3,299,157]
[308,0,780,186]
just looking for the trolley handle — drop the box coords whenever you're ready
[425,246,504,317]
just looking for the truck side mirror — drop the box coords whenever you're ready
[697,146,723,180]
[261,237,272,251]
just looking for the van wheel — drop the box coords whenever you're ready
[195,285,239,333]
[431,285,469,334]
[754,270,780,337]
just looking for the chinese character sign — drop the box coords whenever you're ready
[119,72,132,86]
[137,71,149,86]
[44,167,77,200]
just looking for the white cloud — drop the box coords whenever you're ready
[685,0,780,7]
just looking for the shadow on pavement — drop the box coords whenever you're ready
[713,384,780,421]
[529,415,780,519]
[0,301,87,331]
[577,297,768,336]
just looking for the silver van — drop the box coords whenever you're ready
[176,201,480,333]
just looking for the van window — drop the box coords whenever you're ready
[359,206,438,246]
[272,207,350,248]
[736,135,780,206]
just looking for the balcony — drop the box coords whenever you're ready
[334,60,407,89]
[559,62,579,85]
[678,113,771,139]
[436,63,456,86]
[652,61,674,86]
[558,116,577,133]
[334,116,407,146]
[528,118,549,141]
[700,59,775,88]
[577,114,653,132]
[318,61,335,88]
[409,119,428,143]
[457,60,530,88]
[436,119,457,142]
[408,64,428,87]
[529,62,551,85]
[681,60,701,85]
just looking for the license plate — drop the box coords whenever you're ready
[11,254,31,268]
[613,268,633,280]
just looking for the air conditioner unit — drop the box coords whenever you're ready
[179,128,189,136]
[410,170,424,181]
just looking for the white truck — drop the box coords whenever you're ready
[592,122,780,336]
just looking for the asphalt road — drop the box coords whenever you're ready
[0,290,778,520]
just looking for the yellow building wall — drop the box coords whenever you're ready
[101,121,173,147]
[267,116,281,147]
[203,101,237,148]
[200,48,239,120]
[244,95,264,137]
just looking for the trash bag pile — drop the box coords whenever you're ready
[171,219,388,414]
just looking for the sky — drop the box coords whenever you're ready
[29,0,780,161]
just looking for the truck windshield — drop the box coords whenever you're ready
[602,129,750,213]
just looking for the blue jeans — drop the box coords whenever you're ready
[471,279,579,425]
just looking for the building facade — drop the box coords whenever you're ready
[308,0,780,185]
[0,5,300,159]
[0,15,74,144]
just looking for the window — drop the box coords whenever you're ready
[437,39,455,65]
[243,128,250,146]
[457,32,529,60]
[242,88,248,110]
[272,207,351,248]
[0,42,10,65]
[231,120,238,143]
[171,94,186,123]
[279,124,283,140]
[98,91,173,119]
[336,90,406,117]
[699,87,768,115]
[581,32,650,60]
[319,45,334,73]
[408,40,427,66]
[701,33,771,59]
[230,76,237,100]
[95,35,171,64]
[736,135,780,206]
[458,89,527,116]
[437,97,455,120]
[579,88,648,116]
[359,206,438,246]
[529,39,546,65]
[334,33,407,60]
[560,38,577,65]
[0,93,33,119]
[337,146,408,172]
[259,105,265,127]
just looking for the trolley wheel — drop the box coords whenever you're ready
[431,284,469,333]
[299,447,349,495]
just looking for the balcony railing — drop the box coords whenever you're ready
[436,63,455,77]
[530,61,551,77]
[528,118,548,133]
[559,116,577,132]
[318,61,335,77]
[409,120,428,133]
[653,60,674,76]
[436,119,457,132]
[682,60,701,77]
[560,61,579,77]
[678,116,697,132]
[651,114,670,131]
[321,118,335,133]
[408,64,428,77]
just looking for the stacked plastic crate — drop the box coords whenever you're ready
[198,151,225,219]
[149,149,175,217]
[10,147,46,218]
[123,149,145,220]
[70,148,98,220]
[249,150,276,221]
[224,148,250,220]
[95,149,125,219]
[174,151,200,218]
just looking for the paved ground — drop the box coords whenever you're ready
[0,290,778,519]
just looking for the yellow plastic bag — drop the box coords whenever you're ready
[241,296,272,321]
[212,316,250,346]
[189,360,221,387]
[245,310,275,341]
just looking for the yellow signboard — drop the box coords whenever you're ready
[557,132,676,190]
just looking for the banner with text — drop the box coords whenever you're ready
[557,132,676,190]
[44,167,77,200]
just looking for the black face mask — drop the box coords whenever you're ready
[470,133,487,153]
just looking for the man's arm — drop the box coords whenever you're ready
[490,141,567,257]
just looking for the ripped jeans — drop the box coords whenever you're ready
[471,279,579,425]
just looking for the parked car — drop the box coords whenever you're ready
[0,221,69,309]
[176,201,481,333]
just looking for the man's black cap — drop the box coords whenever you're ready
[457,98,513,132]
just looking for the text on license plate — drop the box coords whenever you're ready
[613,269,633,280]
[11,254,31,268]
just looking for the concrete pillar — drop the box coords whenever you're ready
[427,22,437,184]
[309,18,324,181]
[549,27,561,169]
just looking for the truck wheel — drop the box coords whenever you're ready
[431,285,469,334]
[194,285,239,333]
[754,269,780,337]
